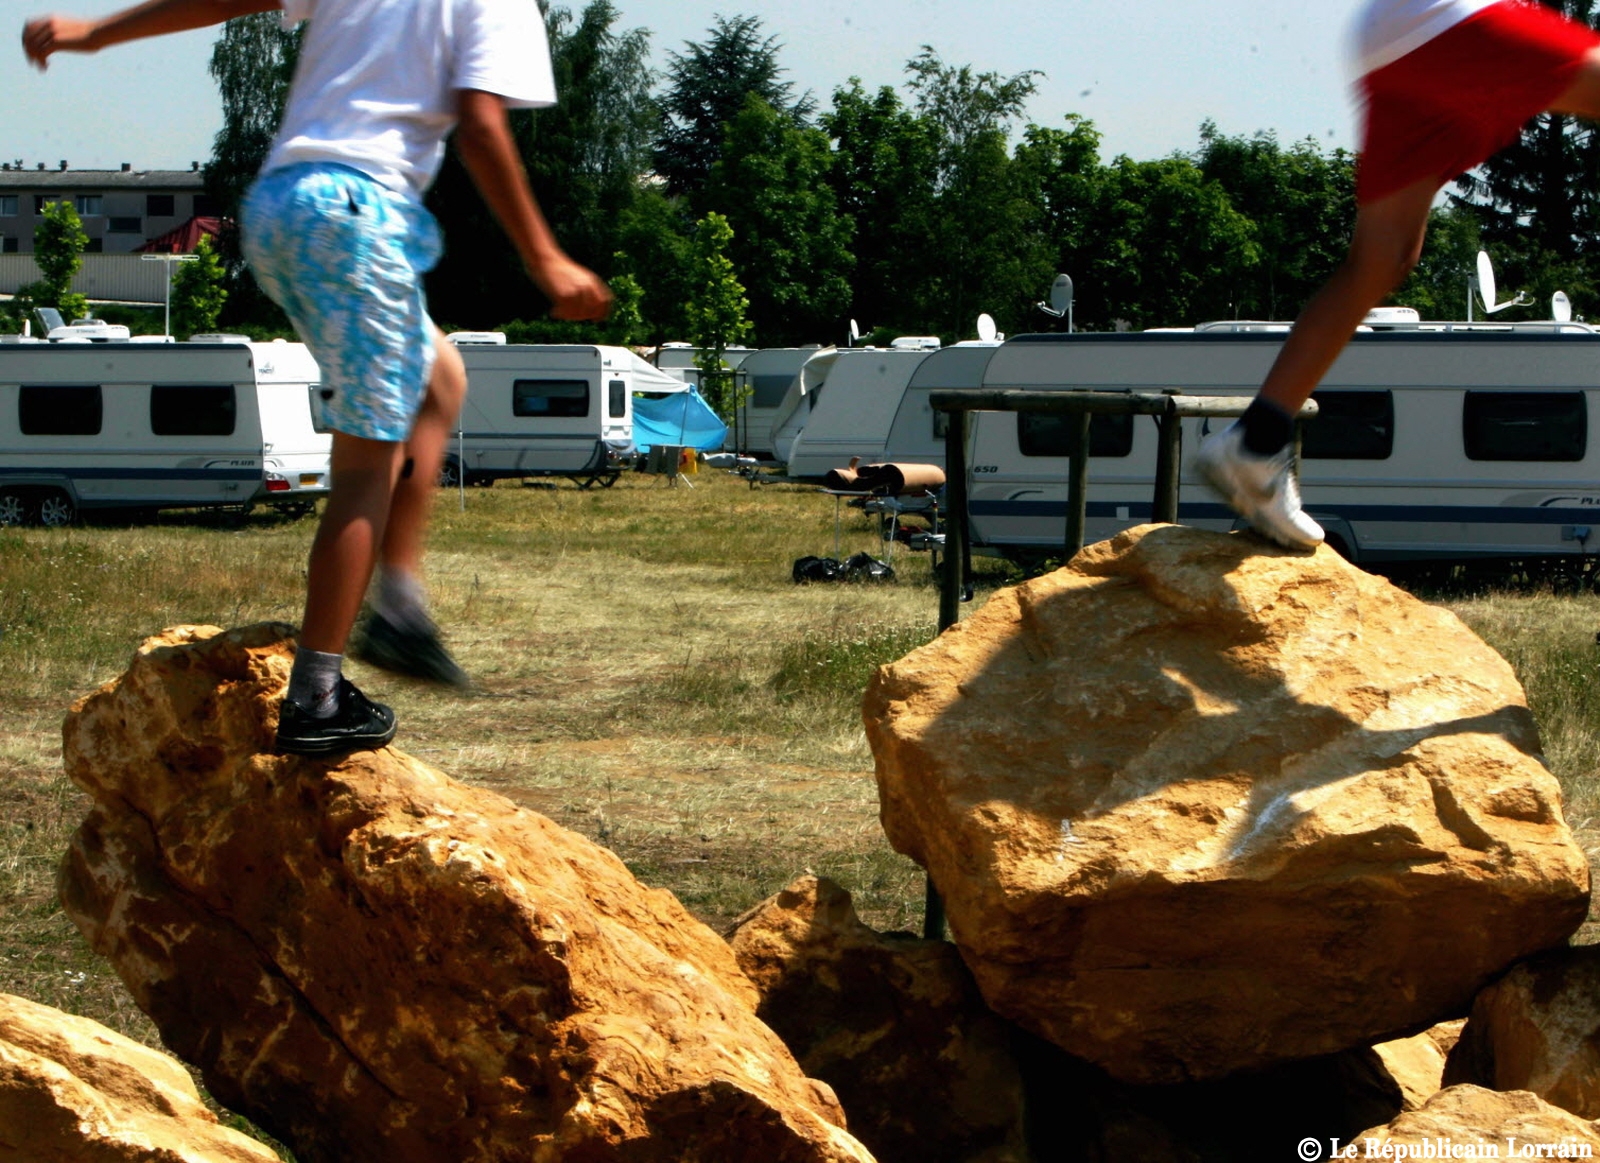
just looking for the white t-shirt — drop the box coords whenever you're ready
[263,0,557,200]
[1350,0,1502,76]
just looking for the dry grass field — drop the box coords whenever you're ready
[4,467,1600,1149]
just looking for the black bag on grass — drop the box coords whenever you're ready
[844,552,896,583]
[793,555,847,583]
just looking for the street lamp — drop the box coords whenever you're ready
[140,252,198,339]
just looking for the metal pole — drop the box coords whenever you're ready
[1064,408,1090,557]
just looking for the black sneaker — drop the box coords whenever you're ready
[351,612,471,688]
[275,678,398,757]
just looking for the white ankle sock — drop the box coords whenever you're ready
[373,568,429,632]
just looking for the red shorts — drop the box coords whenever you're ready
[1358,0,1600,203]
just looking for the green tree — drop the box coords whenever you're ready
[1196,123,1355,320]
[902,48,1047,336]
[204,11,300,328]
[685,212,752,418]
[1012,116,1105,329]
[605,268,645,346]
[171,236,229,337]
[427,0,655,323]
[701,95,853,346]
[1080,155,1260,330]
[615,184,695,341]
[822,80,940,336]
[31,199,89,323]
[654,14,811,198]
[205,12,301,220]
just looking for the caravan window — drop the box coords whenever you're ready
[1018,412,1135,458]
[1303,390,1393,460]
[608,378,627,418]
[750,374,793,408]
[151,385,236,436]
[1463,391,1586,461]
[19,384,102,436]
[513,379,588,418]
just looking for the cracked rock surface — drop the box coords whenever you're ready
[864,524,1590,1084]
[59,623,873,1163]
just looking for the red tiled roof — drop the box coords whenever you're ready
[135,216,222,254]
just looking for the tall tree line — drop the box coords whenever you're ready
[200,1,1600,342]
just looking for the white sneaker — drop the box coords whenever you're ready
[1193,422,1324,550]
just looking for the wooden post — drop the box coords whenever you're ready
[940,409,967,633]
[1153,406,1183,524]
[1064,408,1090,557]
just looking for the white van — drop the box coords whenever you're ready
[0,338,328,525]
[445,342,681,487]
[961,322,1600,567]
[780,348,940,478]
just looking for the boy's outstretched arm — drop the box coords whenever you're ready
[23,0,276,69]
[453,88,612,322]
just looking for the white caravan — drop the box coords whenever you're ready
[0,338,328,525]
[961,322,1600,567]
[779,348,941,478]
[729,347,826,458]
[446,342,682,487]
[652,343,756,389]
[880,341,1003,467]
[767,348,842,467]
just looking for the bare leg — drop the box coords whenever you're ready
[1258,178,1437,415]
[298,432,406,655]
[380,325,467,578]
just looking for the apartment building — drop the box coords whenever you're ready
[0,163,216,255]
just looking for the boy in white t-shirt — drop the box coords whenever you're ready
[24,0,612,756]
[1195,0,1600,549]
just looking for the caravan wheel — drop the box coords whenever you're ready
[0,492,28,527]
[438,459,462,489]
[37,490,76,527]
[0,491,27,527]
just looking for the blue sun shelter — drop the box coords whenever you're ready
[632,375,728,454]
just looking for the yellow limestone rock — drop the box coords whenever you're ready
[727,875,1030,1163]
[0,990,280,1162]
[1447,947,1600,1119]
[864,525,1589,1084]
[1356,1084,1600,1155]
[1372,1020,1465,1111]
[58,623,874,1163]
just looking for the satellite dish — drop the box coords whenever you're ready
[976,313,998,343]
[1049,273,1074,316]
[1476,251,1496,314]
[1553,291,1573,322]
[1474,250,1532,315]
[848,318,860,346]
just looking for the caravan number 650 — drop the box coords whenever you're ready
[973,465,1000,473]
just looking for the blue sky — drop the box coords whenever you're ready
[6,0,1362,172]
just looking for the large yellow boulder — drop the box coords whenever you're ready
[864,524,1589,1084]
[59,623,874,1163]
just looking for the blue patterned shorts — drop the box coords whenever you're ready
[242,163,443,442]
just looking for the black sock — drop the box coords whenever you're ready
[1240,398,1293,457]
